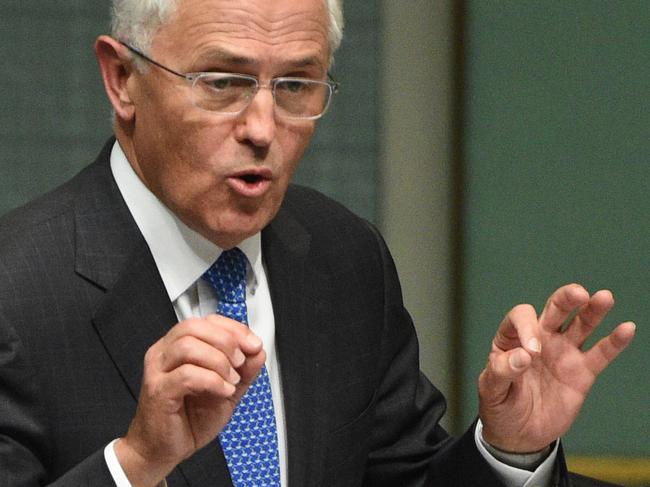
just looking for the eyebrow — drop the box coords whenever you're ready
[193,47,325,71]
[201,48,257,66]
[290,56,325,70]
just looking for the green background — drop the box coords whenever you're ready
[461,1,649,456]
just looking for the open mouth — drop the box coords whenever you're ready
[227,169,273,197]
[239,174,264,184]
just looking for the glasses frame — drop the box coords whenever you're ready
[119,41,339,120]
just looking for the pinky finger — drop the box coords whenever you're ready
[584,322,636,376]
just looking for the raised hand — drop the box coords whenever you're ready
[478,283,636,453]
[115,315,265,487]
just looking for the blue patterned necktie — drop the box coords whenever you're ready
[202,248,281,487]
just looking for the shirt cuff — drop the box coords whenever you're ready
[475,420,559,487]
[104,439,169,487]
[104,439,134,487]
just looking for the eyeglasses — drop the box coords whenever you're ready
[120,41,339,120]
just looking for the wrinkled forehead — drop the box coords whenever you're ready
[152,0,330,69]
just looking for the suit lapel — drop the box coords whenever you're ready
[263,204,332,487]
[70,141,175,404]
[92,240,232,487]
[91,242,176,399]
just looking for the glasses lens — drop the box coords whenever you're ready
[274,79,331,119]
[192,74,257,113]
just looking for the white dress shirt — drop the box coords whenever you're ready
[103,140,556,487]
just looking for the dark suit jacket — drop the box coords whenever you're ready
[0,140,615,486]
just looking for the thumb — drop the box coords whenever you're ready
[231,348,266,402]
[479,348,532,405]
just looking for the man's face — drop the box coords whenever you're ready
[125,0,330,248]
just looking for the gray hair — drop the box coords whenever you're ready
[111,0,344,59]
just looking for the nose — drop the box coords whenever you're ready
[234,87,276,148]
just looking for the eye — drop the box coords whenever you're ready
[277,80,308,94]
[286,81,305,93]
[198,75,257,95]
[208,77,232,91]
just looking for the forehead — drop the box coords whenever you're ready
[152,0,330,69]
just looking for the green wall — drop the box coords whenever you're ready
[0,3,112,210]
[461,1,649,456]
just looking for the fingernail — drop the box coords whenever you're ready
[229,368,241,385]
[528,338,541,353]
[509,351,526,370]
[246,334,262,348]
[233,349,246,367]
[224,382,236,396]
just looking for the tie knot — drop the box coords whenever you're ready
[203,247,247,305]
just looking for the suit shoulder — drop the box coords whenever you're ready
[0,184,79,255]
[0,181,74,235]
[282,184,377,240]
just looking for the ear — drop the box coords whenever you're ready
[95,35,137,122]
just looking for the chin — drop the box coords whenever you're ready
[205,216,269,248]
[191,194,283,246]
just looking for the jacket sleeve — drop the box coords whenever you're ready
[358,222,507,486]
[0,313,116,487]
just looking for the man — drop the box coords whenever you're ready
[0,0,635,486]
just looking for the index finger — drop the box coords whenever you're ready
[165,316,262,365]
[538,283,590,333]
[204,314,263,354]
[493,303,541,354]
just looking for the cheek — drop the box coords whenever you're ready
[169,118,231,167]
[277,123,316,173]
[153,125,233,197]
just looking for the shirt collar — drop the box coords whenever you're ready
[109,141,262,302]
